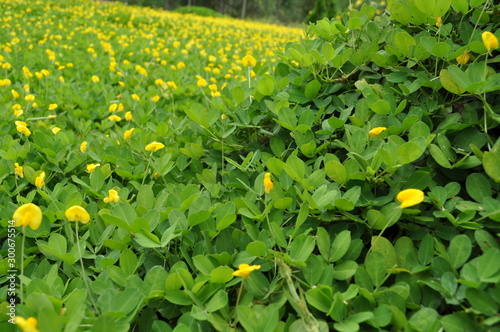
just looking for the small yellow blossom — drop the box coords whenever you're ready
[65,205,90,224]
[80,141,87,153]
[241,55,257,67]
[109,104,118,112]
[117,103,124,112]
[124,128,134,140]
[118,81,125,87]
[12,90,20,99]
[153,171,161,179]
[103,189,120,203]
[264,172,273,194]
[108,114,121,122]
[131,94,140,101]
[197,78,207,87]
[167,81,177,89]
[51,127,61,134]
[456,51,470,65]
[369,127,387,138]
[35,171,45,188]
[48,103,58,110]
[14,109,24,117]
[125,111,134,121]
[436,17,442,28]
[221,114,227,120]
[13,204,43,230]
[86,163,100,173]
[25,94,35,102]
[396,189,425,208]
[177,61,186,69]
[14,163,24,178]
[151,95,160,102]
[482,31,499,51]
[145,141,165,152]
[15,316,40,332]
[232,264,261,279]
[48,114,57,119]
[16,125,31,137]
[91,75,100,83]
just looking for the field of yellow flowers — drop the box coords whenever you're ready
[2,0,500,331]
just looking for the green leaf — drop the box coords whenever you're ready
[440,69,465,95]
[365,251,386,287]
[210,266,234,283]
[466,173,492,203]
[330,230,351,262]
[246,241,267,256]
[332,260,358,280]
[448,235,471,269]
[205,290,228,313]
[305,79,321,99]
[466,288,499,315]
[257,74,275,96]
[370,99,391,115]
[418,234,434,266]
[483,147,500,182]
[429,144,452,168]
[306,285,334,313]
[397,141,423,164]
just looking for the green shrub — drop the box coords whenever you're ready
[173,5,224,18]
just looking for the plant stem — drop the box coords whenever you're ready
[75,222,99,315]
[20,227,26,304]
[232,283,244,330]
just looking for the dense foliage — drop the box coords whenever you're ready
[1,0,500,331]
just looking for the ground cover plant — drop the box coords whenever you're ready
[0,0,499,331]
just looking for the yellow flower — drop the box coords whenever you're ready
[211,91,221,97]
[125,111,134,121]
[396,189,425,208]
[25,94,35,102]
[103,189,120,203]
[369,127,387,138]
[48,114,57,119]
[13,204,43,230]
[456,51,470,65]
[197,78,207,87]
[48,103,58,110]
[263,172,273,194]
[15,316,40,332]
[15,121,28,127]
[153,171,161,179]
[177,61,186,69]
[435,17,442,28]
[117,103,124,112]
[86,163,100,173]
[80,141,87,153]
[14,109,24,117]
[167,81,177,89]
[109,103,118,112]
[91,75,100,83]
[12,90,20,98]
[35,171,45,188]
[14,163,24,178]
[131,93,140,101]
[232,264,261,279]
[65,205,90,224]
[124,128,134,140]
[482,31,499,51]
[145,141,165,152]
[151,95,160,102]
[17,125,31,137]
[221,114,227,120]
[108,114,121,122]
[241,55,257,67]
[51,127,61,134]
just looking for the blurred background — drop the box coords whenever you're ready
[116,0,357,25]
